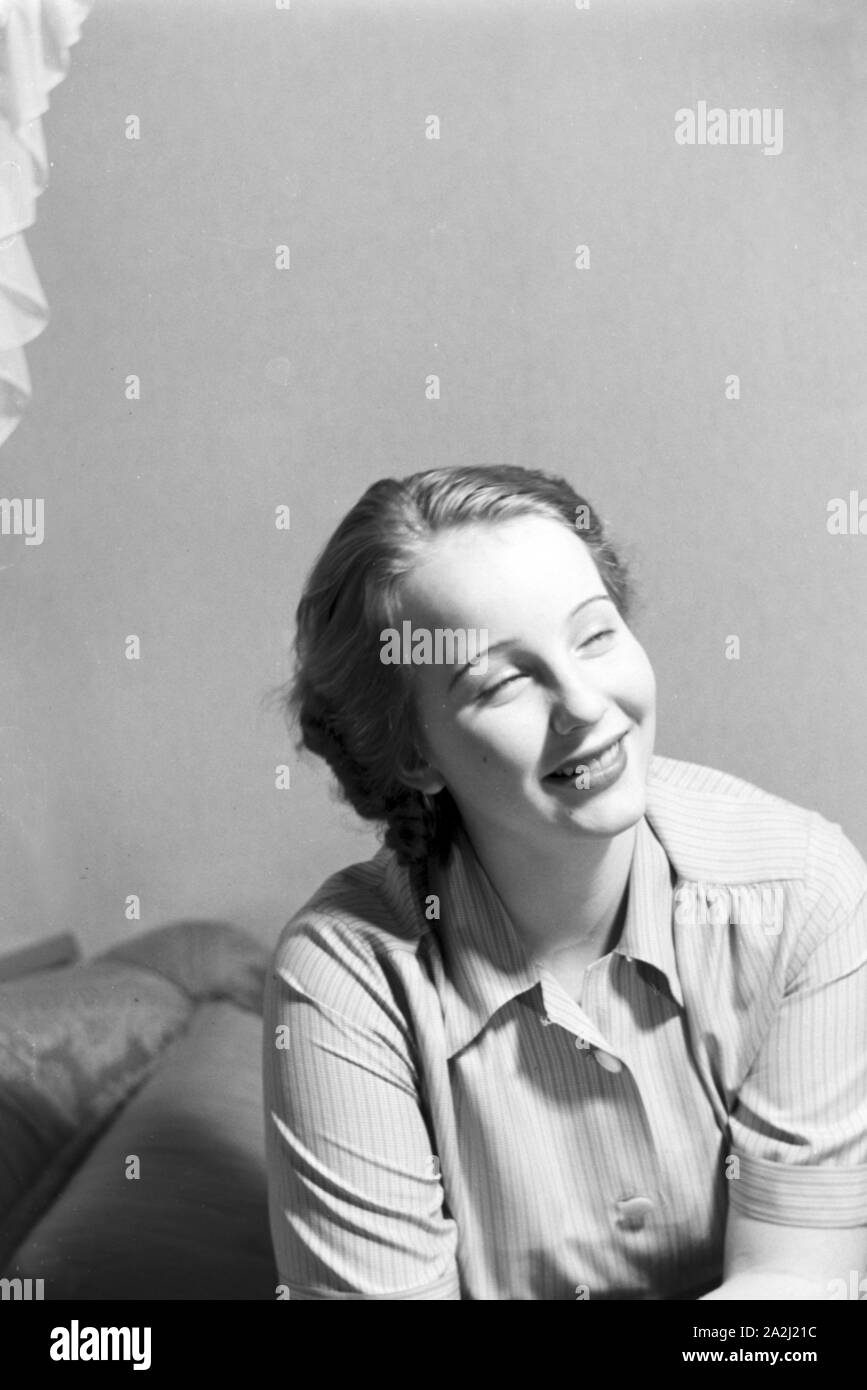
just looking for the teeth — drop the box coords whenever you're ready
[552,737,622,778]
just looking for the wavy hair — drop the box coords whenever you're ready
[274,465,634,866]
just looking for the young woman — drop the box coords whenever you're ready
[263,464,867,1300]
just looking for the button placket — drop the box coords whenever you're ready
[536,972,609,1055]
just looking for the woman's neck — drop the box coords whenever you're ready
[463,819,639,964]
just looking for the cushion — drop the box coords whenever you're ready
[0,958,192,1270]
[102,919,267,1014]
[5,1002,276,1299]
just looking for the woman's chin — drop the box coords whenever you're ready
[554,779,647,838]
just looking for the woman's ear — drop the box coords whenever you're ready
[399,758,447,796]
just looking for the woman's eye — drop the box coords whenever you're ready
[476,673,525,702]
[474,630,616,702]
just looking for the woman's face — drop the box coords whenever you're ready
[399,514,657,855]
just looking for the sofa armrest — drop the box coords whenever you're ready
[0,933,80,984]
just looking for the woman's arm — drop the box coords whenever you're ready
[700,1208,867,1299]
[703,829,867,1300]
[263,913,461,1300]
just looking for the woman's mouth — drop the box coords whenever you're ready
[545,734,628,791]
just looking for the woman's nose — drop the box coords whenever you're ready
[549,666,609,736]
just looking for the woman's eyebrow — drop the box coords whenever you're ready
[447,593,612,691]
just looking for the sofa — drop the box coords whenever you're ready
[0,920,278,1299]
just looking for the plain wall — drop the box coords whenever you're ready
[1,0,865,956]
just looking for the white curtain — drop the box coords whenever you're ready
[0,0,92,447]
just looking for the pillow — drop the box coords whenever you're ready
[5,1002,277,1299]
[101,919,268,1014]
[0,958,192,1270]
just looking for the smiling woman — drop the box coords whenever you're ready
[263,464,867,1301]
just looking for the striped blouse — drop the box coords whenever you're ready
[262,754,867,1300]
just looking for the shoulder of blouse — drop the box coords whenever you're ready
[271,843,434,973]
[645,751,864,896]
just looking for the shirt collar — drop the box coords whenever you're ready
[430,813,682,1060]
[428,826,540,1060]
[615,812,684,1009]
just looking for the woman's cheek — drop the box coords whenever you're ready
[482,714,545,782]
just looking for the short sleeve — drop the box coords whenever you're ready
[262,914,461,1299]
[727,825,867,1226]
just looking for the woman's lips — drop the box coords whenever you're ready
[545,734,628,791]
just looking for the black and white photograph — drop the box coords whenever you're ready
[0,0,865,1357]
